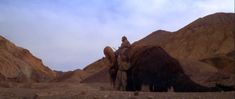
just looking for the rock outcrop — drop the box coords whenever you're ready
[0,36,56,82]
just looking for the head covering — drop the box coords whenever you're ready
[122,36,127,41]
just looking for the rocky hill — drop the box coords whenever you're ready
[134,12,235,74]
[0,36,56,82]
[80,13,235,86]
[134,13,234,60]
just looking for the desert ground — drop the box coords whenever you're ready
[0,82,234,99]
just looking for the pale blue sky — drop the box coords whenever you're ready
[0,0,234,71]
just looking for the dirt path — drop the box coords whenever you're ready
[0,83,234,99]
[0,88,234,99]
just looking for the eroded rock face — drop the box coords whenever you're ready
[0,36,56,82]
[200,50,235,74]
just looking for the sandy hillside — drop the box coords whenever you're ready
[0,36,56,82]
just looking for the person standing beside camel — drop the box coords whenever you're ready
[115,36,131,90]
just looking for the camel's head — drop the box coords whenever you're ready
[103,46,119,85]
